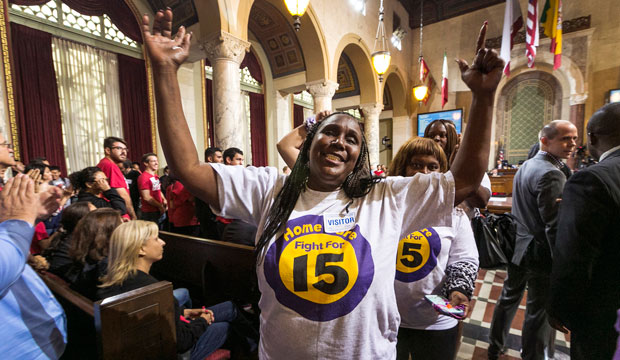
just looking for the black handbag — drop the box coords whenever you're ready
[471,212,517,269]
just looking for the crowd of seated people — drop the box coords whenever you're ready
[0,137,260,358]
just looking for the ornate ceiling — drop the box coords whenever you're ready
[334,53,360,99]
[398,0,504,29]
[248,0,305,78]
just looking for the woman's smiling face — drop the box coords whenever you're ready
[307,114,362,192]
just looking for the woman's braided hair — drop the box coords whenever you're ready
[255,112,379,262]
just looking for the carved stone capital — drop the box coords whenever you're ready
[359,103,384,119]
[201,31,251,64]
[305,80,339,98]
[570,93,588,105]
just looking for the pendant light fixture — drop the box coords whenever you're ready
[413,0,429,102]
[371,0,391,82]
[284,0,310,31]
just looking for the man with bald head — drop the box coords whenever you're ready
[548,103,620,359]
[488,120,578,360]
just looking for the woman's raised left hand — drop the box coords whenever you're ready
[456,22,504,96]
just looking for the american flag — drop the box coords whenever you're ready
[500,0,523,76]
[526,0,539,68]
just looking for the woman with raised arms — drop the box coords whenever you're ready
[142,10,502,359]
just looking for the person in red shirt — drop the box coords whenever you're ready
[97,137,136,219]
[166,177,199,236]
[373,164,385,178]
[138,153,167,226]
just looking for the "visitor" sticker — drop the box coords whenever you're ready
[323,211,357,233]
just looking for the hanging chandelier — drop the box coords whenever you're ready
[371,0,391,82]
[413,0,428,102]
[284,0,310,31]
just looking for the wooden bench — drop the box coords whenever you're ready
[95,282,177,359]
[153,232,259,307]
[40,273,177,359]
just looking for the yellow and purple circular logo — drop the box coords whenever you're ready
[395,227,441,282]
[264,215,374,321]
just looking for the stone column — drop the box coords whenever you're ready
[306,79,339,113]
[202,31,251,152]
[360,103,383,167]
[391,115,412,156]
[273,90,293,169]
[569,93,587,144]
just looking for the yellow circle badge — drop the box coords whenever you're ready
[279,233,359,304]
[395,227,441,282]
[264,215,375,321]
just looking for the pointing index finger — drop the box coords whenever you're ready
[476,21,488,55]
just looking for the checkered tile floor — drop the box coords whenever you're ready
[455,269,571,359]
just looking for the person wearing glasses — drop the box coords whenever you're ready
[97,137,136,219]
[0,131,16,188]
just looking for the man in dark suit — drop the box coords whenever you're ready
[488,120,578,360]
[548,103,620,360]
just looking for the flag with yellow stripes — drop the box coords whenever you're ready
[540,0,562,69]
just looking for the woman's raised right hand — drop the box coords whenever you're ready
[142,9,192,71]
[96,178,111,192]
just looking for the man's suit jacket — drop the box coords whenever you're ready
[549,148,620,334]
[511,152,567,267]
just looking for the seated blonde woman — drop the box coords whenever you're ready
[97,221,257,359]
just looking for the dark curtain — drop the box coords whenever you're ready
[10,0,142,43]
[10,23,66,173]
[117,54,152,161]
[293,104,305,128]
[249,93,266,166]
[240,50,263,84]
[206,78,215,147]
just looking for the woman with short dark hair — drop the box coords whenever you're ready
[43,201,95,277]
[70,166,126,214]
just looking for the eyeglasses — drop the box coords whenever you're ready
[110,146,128,152]
[0,142,13,149]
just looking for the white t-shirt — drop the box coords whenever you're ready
[210,164,455,360]
[394,208,479,330]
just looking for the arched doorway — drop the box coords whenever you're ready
[382,70,408,166]
[495,71,562,164]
